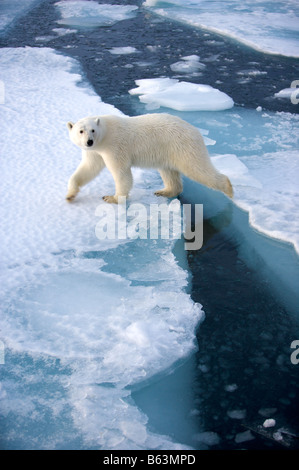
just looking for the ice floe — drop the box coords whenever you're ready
[129,78,234,111]
[109,46,138,55]
[170,55,206,74]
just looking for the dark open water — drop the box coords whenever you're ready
[1,0,298,450]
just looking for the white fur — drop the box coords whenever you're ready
[66,113,233,203]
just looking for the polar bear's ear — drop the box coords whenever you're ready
[96,118,100,126]
[67,121,74,131]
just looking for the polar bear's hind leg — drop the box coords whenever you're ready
[155,169,183,198]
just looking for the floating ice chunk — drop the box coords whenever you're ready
[134,61,154,68]
[224,383,238,392]
[273,431,284,442]
[263,418,276,428]
[235,430,255,444]
[170,55,206,74]
[258,408,277,417]
[146,45,159,53]
[129,78,234,111]
[143,0,158,6]
[182,55,200,62]
[227,409,246,420]
[198,364,209,373]
[203,136,216,146]
[109,46,138,55]
[55,1,138,28]
[274,88,294,98]
[237,69,267,77]
[52,27,77,36]
[274,85,299,103]
[194,431,220,446]
[35,35,56,42]
[195,127,216,146]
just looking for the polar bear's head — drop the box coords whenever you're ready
[67,117,101,150]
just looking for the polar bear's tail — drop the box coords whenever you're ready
[221,174,234,198]
[180,163,234,198]
[207,172,234,198]
[204,172,234,198]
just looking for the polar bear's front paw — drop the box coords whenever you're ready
[102,195,118,204]
[66,193,77,202]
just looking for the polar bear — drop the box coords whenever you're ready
[66,113,233,203]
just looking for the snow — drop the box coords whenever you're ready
[55,1,138,29]
[143,0,299,58]
[0,47,203,450]
[129,78,234,111]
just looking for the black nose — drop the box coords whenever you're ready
[87,139,93,147]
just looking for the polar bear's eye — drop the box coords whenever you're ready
[92,129,95,133]
[80,130,83,134]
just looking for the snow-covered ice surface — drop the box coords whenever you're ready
[0,47,202,449]
[143,0,299,58]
